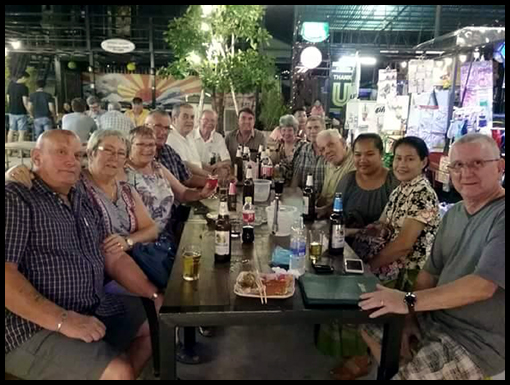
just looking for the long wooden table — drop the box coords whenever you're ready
[159,188,404,380]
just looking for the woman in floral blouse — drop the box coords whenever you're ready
[368,136,440,290]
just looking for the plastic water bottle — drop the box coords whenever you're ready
[290,217,306,276]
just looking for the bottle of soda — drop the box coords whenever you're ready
[302,174,315,222]
[242,197,255,244]
[215,200,232,263]
[261,149,274,180]
[329,193,345,256]
[234,146,243,184]
[242,146,250,176]
[256,145,264,179]
[243,166,254,205]
[228,182,237,212]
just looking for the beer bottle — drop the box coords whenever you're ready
[215,200,232,263]
[261,149,273,180]
[234,146,243,184]
[256,145,264,179]
[242,146,250,176]
[242,197,255,244]
[243,166,254,205]
[228,182,237,212]
[303,174,315,222]
[329,193,345,256]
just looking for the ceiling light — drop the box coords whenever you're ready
[5,47,9,57]
[400,61,408,69]
[11,40,21,50]
[445,57,453,66]
[359,57,377,66]
[459,54,468,63]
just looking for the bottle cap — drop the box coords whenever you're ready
[229,182,236,195]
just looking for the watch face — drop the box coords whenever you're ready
[405,293,416,307]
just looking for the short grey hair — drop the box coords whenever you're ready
[86,95,101,106]
[279,114,299,131]
[108,102,122,111]
[87,129,129,155]
[172,103,194,119]
[450,133,501,158]
[147,109,170,121]
[201,109,218,119]
[317,129,344,144]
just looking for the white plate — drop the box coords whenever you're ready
[234,272,295,300]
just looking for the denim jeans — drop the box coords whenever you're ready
[33,117,54,139]
[8,114,29,132]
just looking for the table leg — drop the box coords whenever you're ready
[184,326,196,350]
[160,323,178,380]
[377,316,405,380]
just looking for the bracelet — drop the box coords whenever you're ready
[56,311,68,333]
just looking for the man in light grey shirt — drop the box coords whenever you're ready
[62,98,97,143]
[356,134,505,380]
[98,102,134,135]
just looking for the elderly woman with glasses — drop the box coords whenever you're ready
[120,126,216,236]
[269,115,301,183]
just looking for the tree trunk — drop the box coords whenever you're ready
[196,89,205,128]
[213,92,225,136]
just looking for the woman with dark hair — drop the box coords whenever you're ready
[367,136,440,289]
[336,133,400,232]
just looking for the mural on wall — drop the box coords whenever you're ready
[82,73,202,107]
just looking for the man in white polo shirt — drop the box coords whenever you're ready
[167,103,209,178]
[194,110,231,174]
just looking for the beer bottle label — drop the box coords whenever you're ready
[243,211,255,224]
[234,164,238,178]
[303,196,309,214]
[215,231,230,255]
[331,225,345,248]
[262,165,273,178]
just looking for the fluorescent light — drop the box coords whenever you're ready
[473,51,481,60]
[337,56,357,67]
[426,50,444,55]
[400,61,408,69]
[11,40,21,50]
[5,47,9,57]
[380,50,399,54]
[415,50,424,54]
[445,57,453,66]
[459,54,468,63]
[359,57,377,65]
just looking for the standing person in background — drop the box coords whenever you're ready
[62,98,98,143]
[28,80,56,140]
[269,107,308,144]
[7,71,30,145]
[99,102,135,136]
[125,97,150,127]
[86,95,105,129]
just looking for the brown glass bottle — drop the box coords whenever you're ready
[215,200,232,263]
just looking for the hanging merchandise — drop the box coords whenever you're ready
[377,68,397,104]
[383,95,410,132]
[407,90,450,151]
[460,61,494,133]
[408,60,435,94]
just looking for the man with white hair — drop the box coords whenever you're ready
[194,110,231,173]
[98,102,135,135]
[315,129,355,213]
[349,134,505,380]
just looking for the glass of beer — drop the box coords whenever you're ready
[182,245,201,281]
[309,230,324,264]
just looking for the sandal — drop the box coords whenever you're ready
[330,355,372,380]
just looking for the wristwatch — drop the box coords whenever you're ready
[125,237,135,250]
[151,293,159,302]
[404,292,417,314]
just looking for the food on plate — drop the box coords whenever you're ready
[239,272,258,290]
[236,272,294,297]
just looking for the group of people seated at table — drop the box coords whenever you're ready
[5,101,505,380]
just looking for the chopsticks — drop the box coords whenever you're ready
[254,270,267,304]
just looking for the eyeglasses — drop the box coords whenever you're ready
[133,143,157,149]
[97,146,127,159]
[447,159,500,174]
[147,123,171,131]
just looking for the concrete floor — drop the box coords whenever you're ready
[140,324,378,381]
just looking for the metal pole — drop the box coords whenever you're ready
[54,56,64,113]
[85,6,96,95]
[444,54,459,153]
[290,5,298,108]
[434,5,442,40]
[149,17,156,109]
